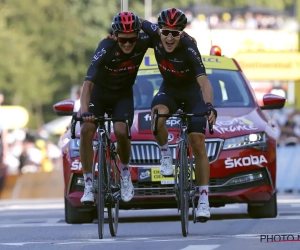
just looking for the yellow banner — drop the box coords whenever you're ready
[139,50,237,71]
[184,29,298,57]
[234,52,300,81]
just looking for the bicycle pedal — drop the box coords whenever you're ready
[196,216,209,223]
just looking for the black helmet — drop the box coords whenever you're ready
[158,8,187,30]
[111,11,141,34]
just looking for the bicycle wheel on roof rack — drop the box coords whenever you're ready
[179,140,189,237]
[107,148,120,237]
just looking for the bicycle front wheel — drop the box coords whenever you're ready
[107,152,120,236]
[97,147,106,239]
[179,140,189,237]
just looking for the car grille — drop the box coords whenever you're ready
[133,182,174,196]
[132,169,270,196]
[129,139,223,164]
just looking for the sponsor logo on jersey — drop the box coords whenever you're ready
[92,48,106,61]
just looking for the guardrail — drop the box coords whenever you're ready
[276,145,300,194]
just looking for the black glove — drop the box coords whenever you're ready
[80,112,94,118]
[205,102,217,118]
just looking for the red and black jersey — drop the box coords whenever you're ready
[85,33,151,91]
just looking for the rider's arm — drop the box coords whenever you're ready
[80,81,94,113]
[140,19,160,37]
[185,40,213,104]
[81,40,109,113]
[185,40,216,123]
[197,76,213,105]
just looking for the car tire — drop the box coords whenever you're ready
[247,192,278,218]
[64,197,94,224]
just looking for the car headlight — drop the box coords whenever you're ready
[70,138,98,158]
[223,132,267,151]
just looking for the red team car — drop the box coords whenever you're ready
[54,47,286,223]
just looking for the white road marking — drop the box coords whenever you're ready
[277,199,300,203]
[0,237,225,246]
[291,204,300,207]
[180,245,220,250]
[0,223,71,228]
[0,203,64,211]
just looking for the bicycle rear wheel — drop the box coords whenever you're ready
[107,152,120,236]
[97,147,106,239]
[179,141,189,237]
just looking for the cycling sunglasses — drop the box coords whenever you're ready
[160,29,183,38]
[117,36,138,44]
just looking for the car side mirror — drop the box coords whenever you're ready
[260,94,286,110]
[53,99,74,116]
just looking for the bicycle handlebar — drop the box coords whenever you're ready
[152,109,214,136]
[70,112,131,139]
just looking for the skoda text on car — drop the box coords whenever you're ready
[53,47,286,223]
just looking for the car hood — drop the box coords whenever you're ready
[131,107,267,140]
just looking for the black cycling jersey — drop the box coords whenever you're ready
[85,33,151,91]
[142,20,207,91]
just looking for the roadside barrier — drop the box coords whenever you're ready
[0,170,63,199]
[276,145,300,194]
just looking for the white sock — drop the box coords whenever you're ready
[198,185,209,204]
[121,163,130,177]
[83,173,93,188]
[159,143,171,156]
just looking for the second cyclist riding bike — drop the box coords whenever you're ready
[152,102,214,237]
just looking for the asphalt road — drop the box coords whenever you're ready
[0,195,300,250]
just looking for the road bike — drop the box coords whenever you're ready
[71,110,131,239]
[152,103,214,237]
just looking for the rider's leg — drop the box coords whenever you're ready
[151,91,177,176]
[186,89,211,221]
[151,104,174,176]
[189,133,210,198]
[113,95,134,202]
[189,132,211,221]
[151,104,169,147]
[114,122,131,177]
[80,122,97,203]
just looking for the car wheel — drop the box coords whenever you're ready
[247,192,278,218]
[64,197,94,224]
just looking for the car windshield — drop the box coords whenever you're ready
[133,69,254,110]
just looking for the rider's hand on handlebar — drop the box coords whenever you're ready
[81,112,95,123]
[205,102,217,125]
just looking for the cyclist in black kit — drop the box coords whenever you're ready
[140,8,217,222]
[80,12,151,204]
